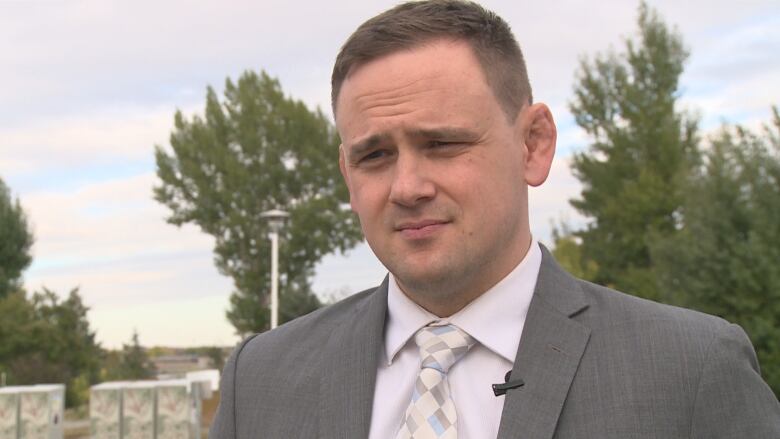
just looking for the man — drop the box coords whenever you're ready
[210,1,780,438]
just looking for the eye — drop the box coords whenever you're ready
[428,140,469,155]
[430,139,469,149]
[356,149,394,166]
[362,150,386,161]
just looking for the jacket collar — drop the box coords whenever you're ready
[497,245,591,439]
[319,277,388,439]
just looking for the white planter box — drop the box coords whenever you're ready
[0,384,64,439]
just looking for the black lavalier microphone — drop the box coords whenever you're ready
[492,370,524,396]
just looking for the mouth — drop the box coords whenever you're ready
[395,219,449,239]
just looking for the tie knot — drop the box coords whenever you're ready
[414,323,476,374]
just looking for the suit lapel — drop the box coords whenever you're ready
[319,278,388,439]
[497,247,591,439]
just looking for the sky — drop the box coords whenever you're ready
[1,0,778,348]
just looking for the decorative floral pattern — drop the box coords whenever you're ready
[122,387,155,439]
[89,380,209,439]
[156,386,189,439]
[90,387,121,439]
[0,393,19,439]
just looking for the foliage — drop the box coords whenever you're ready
[203,346,227,373]
[565,2,778,396]
[0,178,99,406]
[0,178,33,299]
[98,349,122,381]
[652,108,780,397]
[154,70,362,335]
[226,274,324,335]
[0,288,102,407]
[568,2,699,300]
[551,223,598,281]
[111,331,155,381]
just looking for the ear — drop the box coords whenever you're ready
[517,103,556,187]
[338,145,356,211]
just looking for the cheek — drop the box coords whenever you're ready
[349,183,385,219]
[458,162,522,213]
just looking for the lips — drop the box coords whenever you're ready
[395,219,449,239]
[396,219,447,230]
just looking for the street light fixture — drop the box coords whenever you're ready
[260,208,290,330]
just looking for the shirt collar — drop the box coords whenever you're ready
[384,240,542,365]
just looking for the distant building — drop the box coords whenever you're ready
[152,355,212,377]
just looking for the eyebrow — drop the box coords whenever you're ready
[346,133,392,162]
[410,127,479,141]
[345,126,480,162]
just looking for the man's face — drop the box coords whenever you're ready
[336,39,540,312]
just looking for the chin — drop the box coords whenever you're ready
[394,264,460,295]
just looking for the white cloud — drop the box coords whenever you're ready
[21,174,197,258]
[18,172,235,347]
[89,295,238,349]
[0,105,194,179]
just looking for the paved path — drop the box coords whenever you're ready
[64,419,89,439]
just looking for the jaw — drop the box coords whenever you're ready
[383,219,533,317]
[387,246,492,317]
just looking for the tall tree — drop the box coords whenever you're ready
[0,177,33,299]
[652,108,780,397]
[551,223,598,281]
[203,346,226,373]
[0,179,102,406]
[154,71,362,335]
[114,330,154,380]
[0,287,102,407]
[568,2,699,300]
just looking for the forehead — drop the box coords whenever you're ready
[335,40,499,143]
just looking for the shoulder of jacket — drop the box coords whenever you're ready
[576,279,733,338]
[234,284,381,359]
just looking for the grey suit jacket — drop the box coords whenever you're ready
[210,247,780,438]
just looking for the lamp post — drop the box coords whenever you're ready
[260,209,290,330]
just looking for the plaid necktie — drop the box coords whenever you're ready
[395,323,476,439]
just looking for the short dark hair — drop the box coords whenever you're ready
[331,0,532,120]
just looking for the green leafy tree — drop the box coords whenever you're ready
[99,349,123,381]
[204,346,226,373]
[0,179,101,406]
[114,331,155,380]
[154,70,362,335]
[568,2,699,300]
[551,223,598,281]
[0,177,33,299]
[0,288,102,407]
[652,108,780,397]
[0,291,40,377]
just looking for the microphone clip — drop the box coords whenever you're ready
[492,371,524,396]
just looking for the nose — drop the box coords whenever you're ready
[388,153,436,207]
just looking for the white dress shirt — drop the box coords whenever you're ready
[368,241,542,439]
